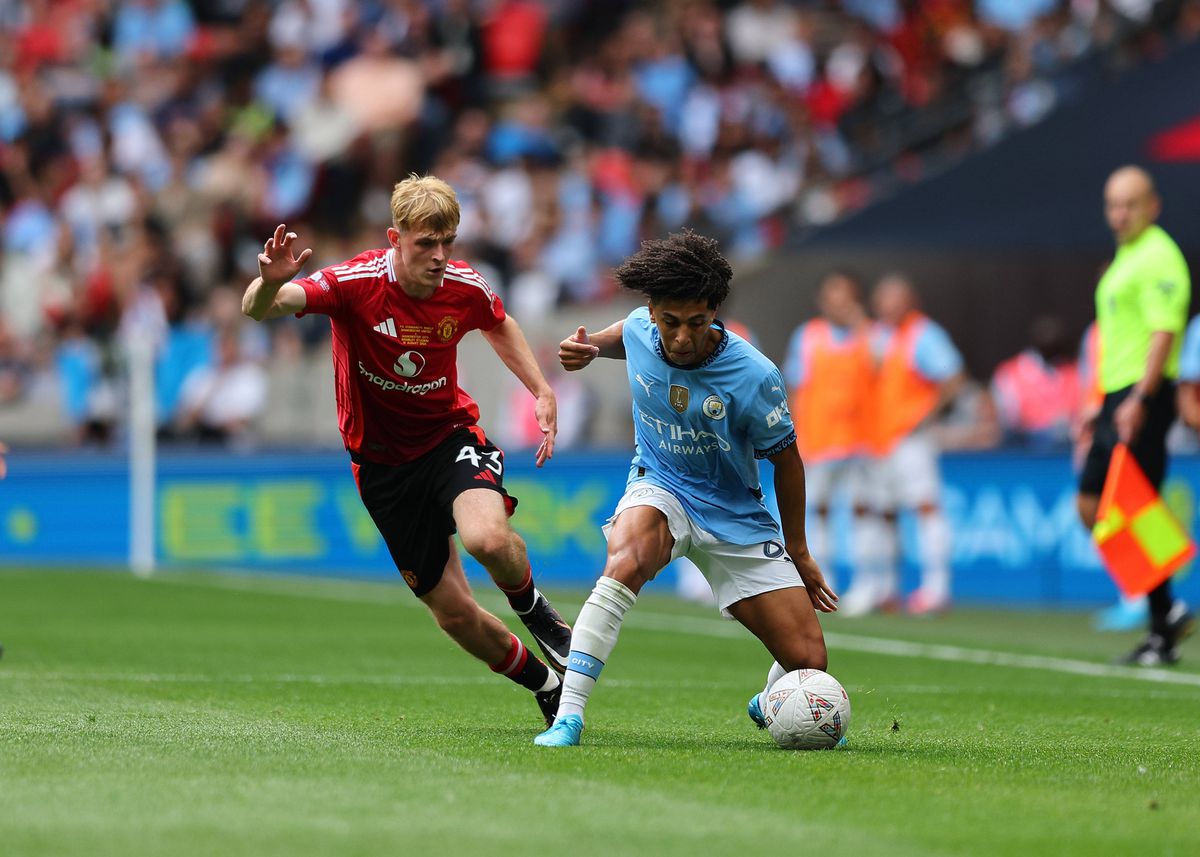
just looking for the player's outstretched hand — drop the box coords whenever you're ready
[258,223,313,288]
[534,390,557,468]
[560,326,599,371]
[792,551,838,613]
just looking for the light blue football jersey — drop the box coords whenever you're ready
[621,306,796,544]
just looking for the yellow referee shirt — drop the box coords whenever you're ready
[1095,224,1191,392]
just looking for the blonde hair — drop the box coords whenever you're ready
[390,174,461,233]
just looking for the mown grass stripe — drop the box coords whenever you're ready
[150,570,1200,689]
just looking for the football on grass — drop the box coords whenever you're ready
[764,669,851,750]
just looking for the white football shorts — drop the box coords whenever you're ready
[804,456,867,511]
[603,481,804,617]
[860,430,942,511]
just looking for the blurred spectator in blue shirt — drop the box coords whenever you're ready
[113,0,196,66]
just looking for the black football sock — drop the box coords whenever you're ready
[1147,580,1174,642]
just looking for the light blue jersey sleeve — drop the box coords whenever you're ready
[913,321,963,381]
[1179,316,1200,382]
[742,365,797,460]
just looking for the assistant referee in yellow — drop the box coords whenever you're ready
[1076,165,1194,667]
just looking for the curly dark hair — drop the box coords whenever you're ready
[614,230,732,309]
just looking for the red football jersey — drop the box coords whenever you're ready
[296,249,506,464]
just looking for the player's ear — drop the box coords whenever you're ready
[386,227,401,248]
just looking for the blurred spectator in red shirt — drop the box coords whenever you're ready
[482,0,547,95]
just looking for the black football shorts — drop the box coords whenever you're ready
[351,428,517,596]
[1078,383,1175,496]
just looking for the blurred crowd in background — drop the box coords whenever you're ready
[1,0,1198,449]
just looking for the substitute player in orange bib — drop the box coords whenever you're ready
[241,174,572,726]
[782,271,874,600]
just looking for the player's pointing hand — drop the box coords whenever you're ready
[560,326,600,371]
[258,223,313,288]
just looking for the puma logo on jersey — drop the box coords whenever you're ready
[635,373,656,396]
[373,318,397,337]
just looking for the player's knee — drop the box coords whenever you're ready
[602,553,657,593]
[459,524,513,567]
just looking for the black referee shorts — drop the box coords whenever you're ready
[351,428,518,596]
[1078,382,1176,496]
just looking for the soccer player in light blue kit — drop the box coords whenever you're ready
[536,230,838,747]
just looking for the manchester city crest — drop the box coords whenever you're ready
[702,395,726,420]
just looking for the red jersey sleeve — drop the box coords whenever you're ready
[294,267,345,318]
[477,288,506,331]
[448,261,506,331]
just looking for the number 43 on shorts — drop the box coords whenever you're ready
[456,445,503,475]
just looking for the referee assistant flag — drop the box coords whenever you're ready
[1092,444,1196,596]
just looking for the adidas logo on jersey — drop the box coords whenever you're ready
[373,318,397,337]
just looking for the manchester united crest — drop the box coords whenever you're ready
[669,384,690,413]
[437,316,459,341]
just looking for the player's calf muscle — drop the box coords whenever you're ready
[433,603,506,660]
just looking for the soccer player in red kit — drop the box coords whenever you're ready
[242,175,571,726]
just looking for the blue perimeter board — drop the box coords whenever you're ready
[2,449,1197,607]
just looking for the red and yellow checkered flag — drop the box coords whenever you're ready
[1092,443,1196,596]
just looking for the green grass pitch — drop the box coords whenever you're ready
[1,568,1197,856]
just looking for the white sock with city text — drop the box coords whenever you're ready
[555,576,638,723]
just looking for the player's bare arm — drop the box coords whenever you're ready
[770,443,838,613]
[243,223,313,321]
[1115,330,1174,443]
[481,316,558,467]
[558,321,626,371]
